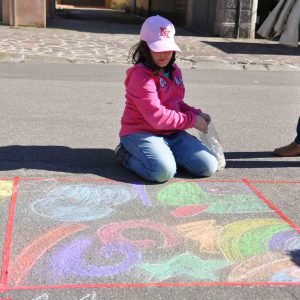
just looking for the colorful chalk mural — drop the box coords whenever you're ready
[0,180,13,202]
[0,178,300,297]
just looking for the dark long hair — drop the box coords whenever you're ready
[128,40,176,76]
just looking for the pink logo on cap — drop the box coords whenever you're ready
[160,27,170,38]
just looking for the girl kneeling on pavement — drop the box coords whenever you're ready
[115,15,218,183]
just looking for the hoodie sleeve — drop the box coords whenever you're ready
[179,102,202,114]
[126,68,197,131]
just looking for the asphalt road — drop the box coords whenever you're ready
[0,63,299,179]
[0,63,299,299]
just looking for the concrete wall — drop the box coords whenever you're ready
[16,0,46,27]
[214,0,255,38]
[150,0,173,14]
[124,0,135,13]
[186,0,217,34]
[59,0,105,6]
[0,0,2,21]
[47,0,56,19]
[149,0,188,25]
[111,0,127,10]
[2,0,55,27]
[150,0,173,21]
[135,0,149,17]
[2,0,13,25]
[174,0,188,25]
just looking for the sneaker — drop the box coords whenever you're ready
[273,142,300,157]
[114,143,126,165]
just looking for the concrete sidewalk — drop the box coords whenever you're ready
[0,8,300,71]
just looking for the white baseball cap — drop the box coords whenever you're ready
[140,15,181,53]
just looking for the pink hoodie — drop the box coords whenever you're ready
[119,63,201,137]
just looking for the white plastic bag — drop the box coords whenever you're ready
[199,122,226,170]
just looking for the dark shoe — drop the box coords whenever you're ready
[274,142,300,157]
[114,144,126,165]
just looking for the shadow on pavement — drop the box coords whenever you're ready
[203,41,300,56]
[1,147,299,181]
[225,151,300,168]
[226,160,300,168]
[289,250,300,267]
[0,145,212,182]
[49,8,142,34]
[48,7,195,36]
[0,145,142,183]
[225,151,276,159]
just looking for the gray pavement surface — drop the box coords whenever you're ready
[0,8,300,300]
[0,7,300,70]
[0,63,299,300]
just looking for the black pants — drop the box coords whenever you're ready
[295,117,300,144]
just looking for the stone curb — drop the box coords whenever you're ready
[1,51,299,72]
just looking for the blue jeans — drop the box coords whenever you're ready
[295,117,300,145]
[120,131,218,183]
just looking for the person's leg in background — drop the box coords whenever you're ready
[274,117,300,157]
[295,116,300,145]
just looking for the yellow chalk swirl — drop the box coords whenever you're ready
[0,180,13,201]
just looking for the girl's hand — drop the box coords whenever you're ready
[194,115,208,133]
[199,112,211,124]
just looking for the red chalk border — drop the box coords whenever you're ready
[242,178,300,234]
[0,177,300,292]
[0,177,19,290]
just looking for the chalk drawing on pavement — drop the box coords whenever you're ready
[98,220,182,250]
[176,220,223,254]
[8,224,88,286]
[228,252,294,282]
[32,294,48,300]
[32,291,96,300]
[170,205,209,218]
[198,182,253,195]
[0,180,13,201]
[2,179,300,290]
[51,236,141,278]
[30,184,137,222]
[157,182,271,213]
[219,219,291,262]
[131,183,152,206]
[138,252,231,281]
[79,291,97,300]
[271,265,300,282]
[269,230,300,252]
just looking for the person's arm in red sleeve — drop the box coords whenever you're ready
[179,102,211,124]
[179,102,202,114]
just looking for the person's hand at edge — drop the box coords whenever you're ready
[194,115,208,133]
[198,112,211,124]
